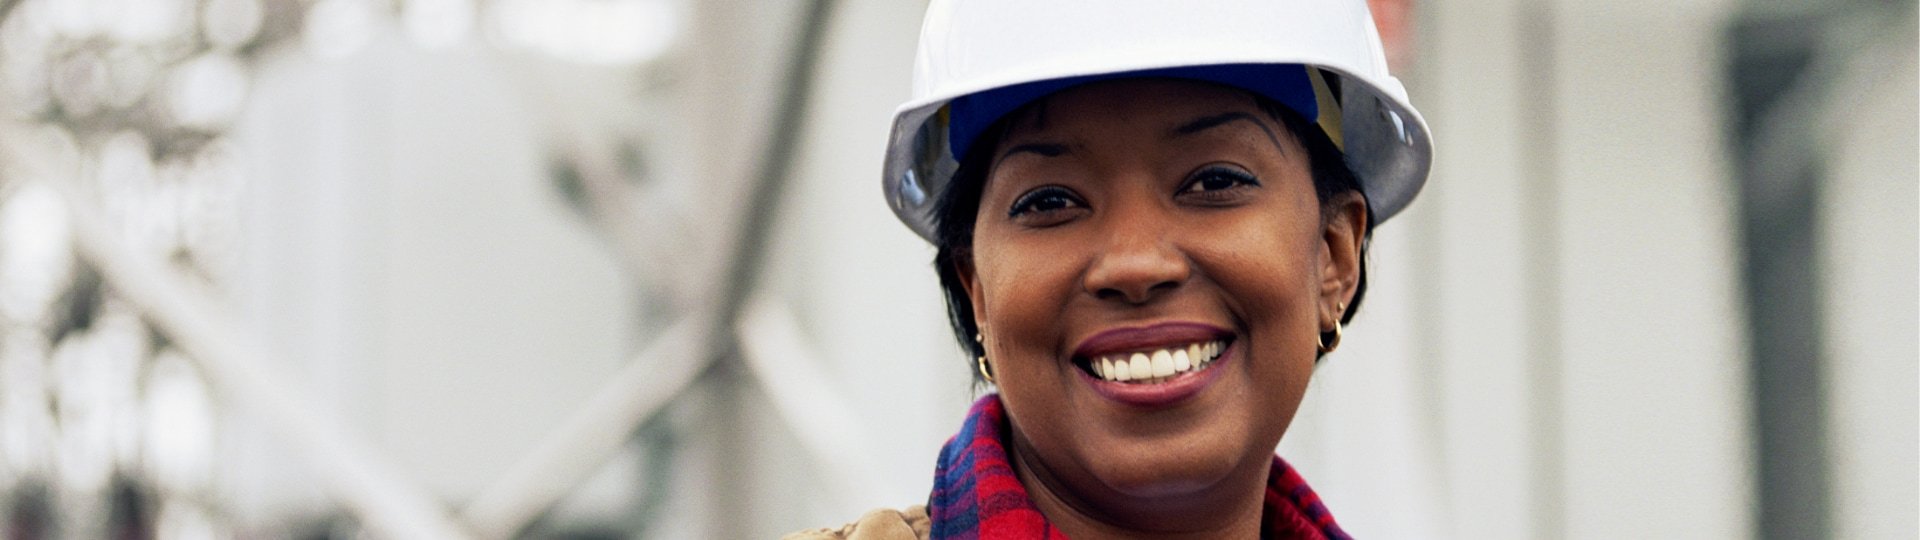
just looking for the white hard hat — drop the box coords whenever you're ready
[882,0,1433,242]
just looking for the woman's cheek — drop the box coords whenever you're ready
[1195,218,1323,390]
[976,234,1079,360]
[1194,217,1316,309]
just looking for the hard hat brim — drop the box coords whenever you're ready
[946,64,1321,167]
[882,62,1433,242]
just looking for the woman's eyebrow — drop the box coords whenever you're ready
[1171,111,1286,154]
[994,142,1069,170]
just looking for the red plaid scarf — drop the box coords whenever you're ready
[929,395,1350,539]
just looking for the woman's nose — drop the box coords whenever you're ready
[1082,223,1191,305]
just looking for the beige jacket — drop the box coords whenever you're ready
[782,505,931,540]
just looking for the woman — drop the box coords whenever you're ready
[791,1,1430,538]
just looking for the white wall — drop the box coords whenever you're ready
[1820,22,1918,540]
[1286,1,1755,538]
[1548,3,1753,536]
[230,26,636,522]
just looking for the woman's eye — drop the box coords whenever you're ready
[1182,166,1261,194]
[1008,186,1085,218]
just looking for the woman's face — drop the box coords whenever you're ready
[959,78,1366,524]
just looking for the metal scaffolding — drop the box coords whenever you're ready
[0,0,879,537]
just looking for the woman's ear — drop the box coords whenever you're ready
[1319,192,1369,322]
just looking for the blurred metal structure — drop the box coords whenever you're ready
[0,0,877,537]
[0,0,310,536]
[17,168,472,538]
[1727,1,1918,538]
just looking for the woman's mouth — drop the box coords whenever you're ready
[1079,339,1229,384]
[1069,322,1238,407]
[1073,332,1236,407]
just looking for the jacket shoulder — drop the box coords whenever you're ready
[781,505,929,540]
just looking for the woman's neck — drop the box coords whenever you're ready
[1007,425,1270,539]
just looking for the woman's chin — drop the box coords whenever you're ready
[1086,443,1242,501]
[1103,473,1220,500]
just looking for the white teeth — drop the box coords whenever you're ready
[1091,340,1228,383]
[1150,350,1175,377]
[1128,353,1152,380]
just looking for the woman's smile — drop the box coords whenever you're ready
[1071,321,1237,407]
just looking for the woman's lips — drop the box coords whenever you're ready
[1072,322,1234,359]
[1071,322,1236,407]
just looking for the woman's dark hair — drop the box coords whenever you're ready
[932,85,1372,381]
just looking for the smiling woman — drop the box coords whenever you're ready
[788,1,1430,539]
[946,79,1368,539]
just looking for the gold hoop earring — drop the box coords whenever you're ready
[976,355,996,384]
[1317,321,1343,354]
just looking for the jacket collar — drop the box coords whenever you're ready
[928,394,1350,539]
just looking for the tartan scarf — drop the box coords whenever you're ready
[928,395,1351,539]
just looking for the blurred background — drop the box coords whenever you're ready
[0,0,1911,538]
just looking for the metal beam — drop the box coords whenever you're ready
[737,297,884,504]
[38,175,475,540]
[458,312,713,539]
